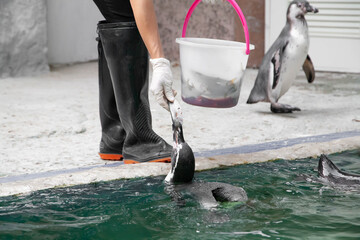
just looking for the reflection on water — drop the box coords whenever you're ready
[0,150,360,239]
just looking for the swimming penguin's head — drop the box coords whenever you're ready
[165,140,195,184]
[288,1,318,20]
[164,123,195,184]
[318,154,339,178]
[165,100,195,184]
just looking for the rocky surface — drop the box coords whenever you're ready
[0,0,48,78]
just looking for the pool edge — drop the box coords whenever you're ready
[1,132,359,197]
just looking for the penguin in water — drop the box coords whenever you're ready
[165,100,247,209]
[247,0,318,113]
[318,154,360,185]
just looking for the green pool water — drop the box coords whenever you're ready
[1,150,360,240]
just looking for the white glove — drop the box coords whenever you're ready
[150,58,175,111]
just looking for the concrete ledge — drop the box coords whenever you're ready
[1,131,359,197]
[195,135,360,171]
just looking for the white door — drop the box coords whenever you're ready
[265,0,360,73]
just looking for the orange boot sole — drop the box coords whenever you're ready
[99,153,123,161]
[123,157,171,164]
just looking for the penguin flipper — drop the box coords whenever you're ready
[271,49,281,90]
[271,41,289,90]
[303,55,315,83]
[247,41,288,104]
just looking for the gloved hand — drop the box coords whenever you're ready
[150,58,176,111]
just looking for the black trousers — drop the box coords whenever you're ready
[93,0,135,22]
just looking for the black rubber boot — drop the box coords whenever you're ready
[98,21,172,164]
[97,35,126,161]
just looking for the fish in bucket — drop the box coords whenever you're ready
[176,0,255,108]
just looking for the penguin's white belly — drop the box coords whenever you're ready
[273,29,309,100]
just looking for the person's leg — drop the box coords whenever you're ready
[98,22,172,163]
[94,0,171,163]
[94,0,134,160]
[97,35,125,160]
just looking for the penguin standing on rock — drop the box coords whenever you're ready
[247,0,318,113]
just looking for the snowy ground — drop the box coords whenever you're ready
[1,61,359,195]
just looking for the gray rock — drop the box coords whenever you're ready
[0,0,48,78]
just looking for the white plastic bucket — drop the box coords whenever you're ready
[176,0,255,108]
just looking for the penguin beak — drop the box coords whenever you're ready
[306,4,319,14]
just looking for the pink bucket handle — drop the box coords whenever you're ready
[182,0,250,55]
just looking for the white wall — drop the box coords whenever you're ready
[265,0,288,52]
[47,0,104,64]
